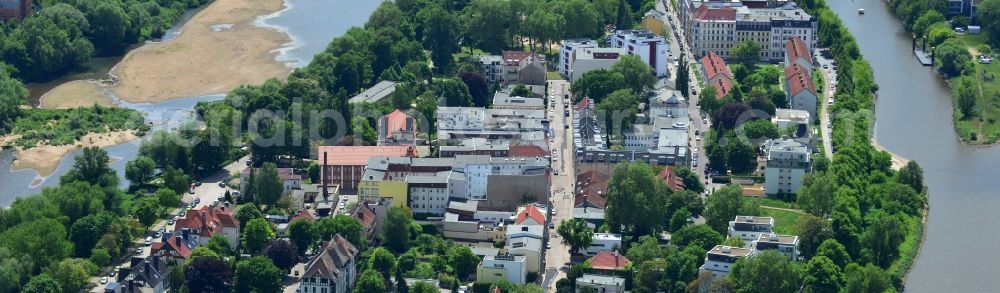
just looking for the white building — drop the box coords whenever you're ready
[300,235,359,293]
[727,216,774,242]
[699,245,755,278]
[407,171,465,215]
[560,39,599,78]
[568,47,624,82]
[611,29,670,77]
[479,55,504,85]
[507,236,543,273]
[477,254,527,284]
[582,233,623,255]
[575,274,626,293]
[763,139,811,195]
[682,0,817,62]
[752,233,800,260]
[506,224,545,242]
[771,109,811,135]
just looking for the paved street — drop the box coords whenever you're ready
[543,79,576,293]
[815,51,837,160]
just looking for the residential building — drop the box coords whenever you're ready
[514,204,546,226]
[439,141,510,157]
[436,107,547,146]
[501,51,546,85]
[509,145,548,158]
[350,199,392,241]
[575,275,626,293]
[772,109,811,137]
[479,55,504,85]
[588,252,630,272]
[171,205,239,247]
[688,4,737,59]
[115,256,170,293]
[443,212,505,242]
[699,245,755,278]
[559,39,599,78]
[784,37,813,72]
[0,0,29,21]
[407,171,465,215]
[700,52,734,99]
[582,233,623,256]
[318,145,418,191]
[507,236,543,273]
[682,0,817,62]
[567,47,624,82]
[150,232,197,263]
[348,80,398,104]
[477,254,527,284]
[784,64,818,117]
[728,216,775,242]
[753,233,800,259]
[764,138,811,195]
[642,10,667,35]
[611,29,669,77]
[300,235,360,293]
[378,109,420,146]
[240,167,304,196]
[506,224,545,241]
[493,91,545,111]
[657,167,686,192]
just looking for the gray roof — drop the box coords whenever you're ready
[349,81,398,104]
[507,236,543,252]
[577,274,626,286]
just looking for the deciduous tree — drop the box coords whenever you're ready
[558,219,595,254]
[242,218,276,255]
[730,250,804,293]
[234,256,284,293]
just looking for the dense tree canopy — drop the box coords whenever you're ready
[605,161,669,235]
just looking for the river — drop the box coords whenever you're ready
[0,0,384,207]
[826,0,1000,291]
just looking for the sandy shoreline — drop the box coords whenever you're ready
[5,131,137,180]
[38,81,115,109]
[39,0,293,106]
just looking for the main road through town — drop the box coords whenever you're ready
[542,79,577,292]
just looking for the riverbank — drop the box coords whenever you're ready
[5,131,137,180]
[39,0,293,105]
[38,81,114,109]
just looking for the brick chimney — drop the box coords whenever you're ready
[322,151,329,201]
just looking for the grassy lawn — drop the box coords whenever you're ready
[759,208,801,235]
[946,33,1000,144]
[547,71,565,80]
[748,196,799,209]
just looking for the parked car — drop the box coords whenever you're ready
[135,247,143,254]
[218,182,226,188]
[100,277,108,284]
[167,219,174,225]
[144,237,152,245]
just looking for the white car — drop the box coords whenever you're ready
[828,98,834,105]
[100,277,108,284]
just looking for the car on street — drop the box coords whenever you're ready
[100,277,108,284]
[144,237,152,245]
[167,219,174,225]
[218,182,226,188]
[154,231,162,238]
[829,98,834,105]
[696,136,701,141]
[823,64,829,69]
[188,187,195,194]
[194,198,200,204]
[135,247,143,254]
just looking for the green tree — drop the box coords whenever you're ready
[674,167,704,194]
[352,116,378,145]
[383,207,412,253]
[0,218,72,272]
[635,258,667,292]
[668,207,691,232]
[354,269,387,293]
[557,218,595,254]
[124,156,156,188]
[288,219,314,254]
[842,263,894,293]
[368,247,397,276]
[242,218,276,255]
[730,250,803,293]
[236,204,264,230]
[263,239,299,272]
[698,85,721,112]
[804,256,842,293]
[815,239,851,268]
[205,233,234,256]
[89,248,110,267]
[955,76,978,118]
[255,162,285,206]
[725,133,757,174]
[314,215,365,249]
[132,197,161,229]
[554,0,602,38]
[676,54,690,97]
[612,55,657,94]
[794,214,834,259]
[897,160,925,193]
[625,236,664,266]
[438,78,473,107]
[730,40,762,67]
[421,4,460,73]
[162,167,190,195]
[156,188,180,210]
[979,0,1000,45]
[597,89,640,139]
[185,256,233,292]
[234,256,284,293]
[860,212,908,268]
[605,161,669,235]
[412,281,439,293]
[570,69,626,103]
[912,10,945,39]
[23,274,62,293]
[462,0,513,53]
[48,258,96,293]
[936,39,971,76]
[60,146,117,188]
[797,172,837,217]
[671,224,723,250]
[703,185,756,233]
[447,245,480,279]
[510,84,533,97]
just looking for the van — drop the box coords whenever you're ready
[144,237,152,245]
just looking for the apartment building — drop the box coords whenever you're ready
[560,39,600,78]
[700,52,734,99]
[611,29,670,77]
[477,254,527,284]
[682,0,817,62]
[699,245,755,278]
[753,233,800,259]
[567,47,624,82]
[763,139,811,195]
[479,55,504,85]
[728,216,775,242]
[582,233,623,256]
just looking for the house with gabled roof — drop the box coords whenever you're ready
[700,52,733,99]
[515,205,546,226]
[784,37,813,72]
[588,251,630,272]
[150,231,197,262]
[171,205,239,248]
[300,235,360,293]
[784,64,818,118]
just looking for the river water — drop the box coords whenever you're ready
[0,0,384,207]
[827,0,1000,291]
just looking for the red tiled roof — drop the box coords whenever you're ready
[576,170,610,187]
[151,235,193,259]
[700,52,732,81]
[317,145,418,166]
[384,109,414,138]
[351,202,376,228]
[173,206,238,238]
[291,209,316,222]
[509,145,547,157]
[784,37,812,65]
[589,251,630,270]
[516,205,545,225]
[713,78,733,99]
[693,5,736,21]
[784,64,817,97]
[502,51,538,63]
[575,97,591,112]
[658,167,686,192]
[493,286,502,293]
[574,194,607,209]
[276,168,305,181]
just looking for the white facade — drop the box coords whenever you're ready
[507,236,543,273]
[763,139,811,195]
[611,29,670,77]
[690,16,736,59]
[699,245,755,278]
[771,109,811,130]
[560,39,599,78]
[474,210,515,224]
[752,233,800,260]
[582,233,623,255]
[407,175,454,215]
[576,274,625,293]
[568,47,624,82]
[477,255,527,284]
[479,55,504,85]
[727,216,775,242]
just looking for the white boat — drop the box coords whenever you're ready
[858,9,865,14]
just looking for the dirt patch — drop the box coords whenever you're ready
[38,81,115,109]
[10,131,138,178]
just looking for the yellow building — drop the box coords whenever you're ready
[358,178,408,208]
